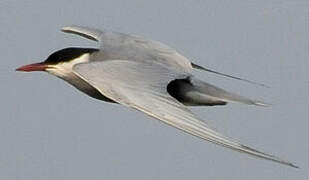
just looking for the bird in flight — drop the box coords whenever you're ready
[16,25,297,168]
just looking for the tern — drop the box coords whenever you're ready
[16,25,297,168]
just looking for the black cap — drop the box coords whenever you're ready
[44,47,98,64]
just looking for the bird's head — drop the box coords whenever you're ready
[16,47,98,78]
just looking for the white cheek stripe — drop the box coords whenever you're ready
[47,54,90,78]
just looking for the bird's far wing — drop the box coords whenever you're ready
[61,25,103,42]
[73,60,297,168]
[191,62,269,88]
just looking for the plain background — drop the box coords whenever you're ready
[1,0,308,179]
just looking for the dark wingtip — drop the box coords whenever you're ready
[289,163,299,169]
[61,26,99,41]
[240,145,299,169]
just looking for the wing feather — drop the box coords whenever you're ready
[73,60,296,168]
[61,25,192,71]
[61,25,103,41]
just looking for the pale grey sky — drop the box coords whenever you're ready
[1,0,308,179]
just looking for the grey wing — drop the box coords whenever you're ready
[73,60,297,168]
[61,25,192,71]
[61,25,268,88]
